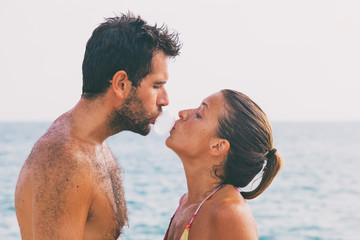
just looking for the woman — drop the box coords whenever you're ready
[164,89,282,240]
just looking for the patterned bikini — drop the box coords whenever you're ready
[164,184,240,240]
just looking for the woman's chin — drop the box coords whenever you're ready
[165,136,172,149]
[165,137,178,153]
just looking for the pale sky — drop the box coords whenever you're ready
[1,0,359,122]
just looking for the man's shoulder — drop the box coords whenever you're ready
[26,125,91,172]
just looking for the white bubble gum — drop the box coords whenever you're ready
[154,111,176,136]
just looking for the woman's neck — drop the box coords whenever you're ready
[181,157,222,203]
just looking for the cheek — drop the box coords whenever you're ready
[137,94,155,116]
[144,92,158,109]
[167,122,210,155]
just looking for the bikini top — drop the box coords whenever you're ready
[164,184,240,240]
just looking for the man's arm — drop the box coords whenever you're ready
[31,150,94,239]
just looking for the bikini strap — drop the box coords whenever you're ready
[163,194,188,240]
[174,194,187,215]
[188,184,224,225]
[234,186,242,194]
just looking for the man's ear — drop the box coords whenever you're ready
[111,70,132,99]
[209,138,230,156]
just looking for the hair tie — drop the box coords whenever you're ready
[266,148,277,159]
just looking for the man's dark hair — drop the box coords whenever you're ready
[82,12,181,98]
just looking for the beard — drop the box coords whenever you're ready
[108,87,161,136]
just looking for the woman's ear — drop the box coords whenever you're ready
[209,138,230,156]
[111,70,132,99]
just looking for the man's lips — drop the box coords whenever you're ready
[150,117,157,124]
[150,112,162,124]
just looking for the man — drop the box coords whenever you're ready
[15,13,181,239]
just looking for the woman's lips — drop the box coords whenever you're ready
[171,120,179,131]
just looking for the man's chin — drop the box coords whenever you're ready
[132,125,151,136]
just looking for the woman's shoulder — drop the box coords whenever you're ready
[179,193,188,204]
[208,185,258,239]
[210,198,252,223]
[210,186,250,219]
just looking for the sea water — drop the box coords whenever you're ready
[1,122,360,239]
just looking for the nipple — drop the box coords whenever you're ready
[154,110,177,135]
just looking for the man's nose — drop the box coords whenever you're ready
[157,89,169,107]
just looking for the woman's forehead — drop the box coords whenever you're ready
[203,92,224,108]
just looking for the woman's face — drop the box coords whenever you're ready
[166,91,226,159]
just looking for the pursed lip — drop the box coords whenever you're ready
[170,120,178,131]
[150,112,162,125]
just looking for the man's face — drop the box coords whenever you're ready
[109,51,170,136]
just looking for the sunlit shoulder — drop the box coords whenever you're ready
[209,197,258,240]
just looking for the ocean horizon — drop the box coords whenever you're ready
[1,121,360,239]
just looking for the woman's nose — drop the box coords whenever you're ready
[178,109,192,120]
[178,110,187,120]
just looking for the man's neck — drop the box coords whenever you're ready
[68,97,115,144]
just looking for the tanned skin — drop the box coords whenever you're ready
[15,115,127,239]
[15,51,170,240]
[165,93,258,239]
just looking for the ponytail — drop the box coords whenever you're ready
[216,89,283,200]
[241,149,283,199]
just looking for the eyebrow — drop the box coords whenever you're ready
[154,81,167,85]
[201,102,209,109]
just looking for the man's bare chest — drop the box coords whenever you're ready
[85,150,127,239]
